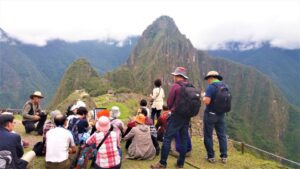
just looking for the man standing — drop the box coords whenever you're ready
[151,67,192,169]
[22,91,47,135]
[202,71,231,163]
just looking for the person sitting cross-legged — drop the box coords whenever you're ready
[45,114,76,169]
[124,114,156,160]
[86,116,121,169]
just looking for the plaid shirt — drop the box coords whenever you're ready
[86,131,120,168]
[42,121,56,153]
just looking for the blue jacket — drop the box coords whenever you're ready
[0,127,28,169]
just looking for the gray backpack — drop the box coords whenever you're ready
[0,150,12,169]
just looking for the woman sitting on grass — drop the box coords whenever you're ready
[123,114,156,160]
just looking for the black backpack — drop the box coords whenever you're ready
[211,83,232,113]
[68,118,81,145]
[174,83,201,118]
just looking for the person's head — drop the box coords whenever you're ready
[154,79,162,88]
[70,100,86,114]
[140,99,147,107]
[96,116,111,132]
[134,114,146,125]
[171,67,188,82]
[30,91,44,105]
[0,114,14,131]
[50,110,62,123]
[140,108,148,117]
[110,106,121,119]
[162,105,169,111]
[96,109,110,119]
[54,114,67,127]
[204,71,223,84]
[66,105,74,117]
[77,107,88,118]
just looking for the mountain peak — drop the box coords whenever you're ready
[48,58,104,109]
[142,15,181,39]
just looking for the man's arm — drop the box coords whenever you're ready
[16,135,24,158]
[23,103,38,120]
[68,133,77,154]
[203,85,214,106]
[167,84,179,110]
[203,97,211,105]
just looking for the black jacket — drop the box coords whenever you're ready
[0,127,28,169]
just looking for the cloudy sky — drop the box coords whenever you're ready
[0,0,299,49]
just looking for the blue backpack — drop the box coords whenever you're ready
[68,118,81,145]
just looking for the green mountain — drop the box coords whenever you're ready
[0,27,137,108]
[0,31,54,107]
[104,15,300,162]
[48,58,110,110]
[207,42,300,107]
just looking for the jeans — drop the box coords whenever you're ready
[22,113,47,135]
[151,108,161,122]
[203,112,227,158]
[160,115,190,167]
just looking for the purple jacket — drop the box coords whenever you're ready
[167,80,188,112]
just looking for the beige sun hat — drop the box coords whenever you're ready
[204,71,223,81]
[30,91,44,99]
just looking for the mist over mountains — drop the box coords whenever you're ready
[1,15,300,162]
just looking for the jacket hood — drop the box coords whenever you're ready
[137,124,149,132]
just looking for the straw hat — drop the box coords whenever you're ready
[204,71,223,81]
[30,91,44,99]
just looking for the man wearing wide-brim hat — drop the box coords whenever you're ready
[202,71,228,164]
[151,67,192,169]
[22,91,47,135]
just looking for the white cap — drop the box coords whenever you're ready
[70,100,86,111]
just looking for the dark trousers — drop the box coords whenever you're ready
[160,115,189,167]
[151,135,160,155]
[46,159,70,169]
[22,114,47,135]
[203,112,227,158]
[151,108,161,122]
[94,163,121,169]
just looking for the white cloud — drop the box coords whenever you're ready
[0,0,299,49]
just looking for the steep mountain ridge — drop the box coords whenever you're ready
[104,15,300,161]
[208,42,300,107]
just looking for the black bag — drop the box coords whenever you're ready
[174,83,201,118]
[33,141,45,156]
[211,83,232,113]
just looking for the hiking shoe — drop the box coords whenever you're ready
[221,157,227,164]
[206,157,216,163]
[176,165,184,169]
[150,162,166,169]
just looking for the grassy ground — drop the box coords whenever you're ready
[13,114,288,169]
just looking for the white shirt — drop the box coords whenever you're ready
[45,127,75,162]
[151,87,165,110]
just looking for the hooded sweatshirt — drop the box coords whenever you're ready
[123,124,156,160]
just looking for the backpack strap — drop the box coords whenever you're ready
[90,125,114,169]
[96,125,114,150]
